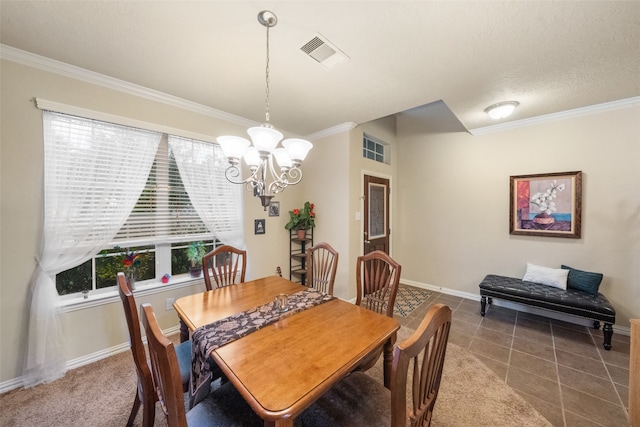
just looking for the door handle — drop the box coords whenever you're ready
[364,240,370,244]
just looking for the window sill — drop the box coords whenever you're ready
[61,276,204,313]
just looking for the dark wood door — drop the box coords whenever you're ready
[363,175,390,255]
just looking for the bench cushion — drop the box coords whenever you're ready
[479,274,615,324]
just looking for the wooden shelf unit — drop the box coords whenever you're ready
[289,229,313,285]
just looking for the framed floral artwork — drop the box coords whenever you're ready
[509,171,582,238]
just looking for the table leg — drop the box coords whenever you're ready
[383,332,397,389]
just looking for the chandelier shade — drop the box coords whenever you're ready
[216,10,313,209]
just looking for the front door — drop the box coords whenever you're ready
[363,175,390,255]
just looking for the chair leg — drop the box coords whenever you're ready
[142,389,156,427]
[180,319,189,343]
[126,392,141,427]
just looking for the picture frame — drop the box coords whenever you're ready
[254,219,266,235]
[268,201,280,217]
[509,171,582,238]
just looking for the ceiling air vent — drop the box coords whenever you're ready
[300,34,349,69]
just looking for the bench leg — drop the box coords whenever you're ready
[602,323,613,351]
[480,296,487,316]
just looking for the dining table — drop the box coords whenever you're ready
[173,275,400,427]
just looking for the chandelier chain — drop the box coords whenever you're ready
[265,22,270,124]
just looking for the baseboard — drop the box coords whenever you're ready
[401,279,631,337]
[0,324,180,394]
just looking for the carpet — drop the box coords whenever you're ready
[0,328,551,427]
[394,284,431,317]
[365,326,553,427]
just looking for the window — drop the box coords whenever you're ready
[51,114,242,297]
[363,134,388,164]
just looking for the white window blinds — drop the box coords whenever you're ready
[113,135,212,244]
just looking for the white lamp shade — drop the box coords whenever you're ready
[247,126,283,152]
[243,147,261,168]
[273,148,293,168]
[282,138,313,161]
[217,136,250,159]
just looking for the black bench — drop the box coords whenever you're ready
[479,274,616,350]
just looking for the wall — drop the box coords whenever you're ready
[395,105,640,328]
[299,130,352,299]
[0,59,297,386]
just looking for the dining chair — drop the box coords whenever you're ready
[139,303,263,427]
[297,303,452,427]
[354,250,402,371]
[306,242,339,295]
[118,272,192,427]
[202,245,247,291]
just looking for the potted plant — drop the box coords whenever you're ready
[285,201,316,239]
[187,241,206,277]
[103,246,147,290]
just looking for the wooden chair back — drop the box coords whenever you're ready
[306,242,339,295]
[140,303,189,427]
[202,245,247,291]
[355,250,401,317]
[391,303,452,427]
[117,272,156,427]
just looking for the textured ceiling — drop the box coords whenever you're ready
[1,1,639,137]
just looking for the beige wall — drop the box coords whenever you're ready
[300,130,352,299]
[395,106,640,328]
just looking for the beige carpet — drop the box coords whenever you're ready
[0,328,551,427]
[367,326,552,427]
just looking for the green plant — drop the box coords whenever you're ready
[187,241,206,267]
[285,201,315,230]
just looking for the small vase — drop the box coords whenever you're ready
[126,273,136,290]
[532,212,555,229]
[297,229,307,240]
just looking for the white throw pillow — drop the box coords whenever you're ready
[522,263,568,290]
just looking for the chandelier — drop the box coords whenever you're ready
[217,10,313,210]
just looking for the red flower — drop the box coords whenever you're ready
[310,203,315,210]
[310,212,315,217]
[123,252,140,268]
[293,209,300,215]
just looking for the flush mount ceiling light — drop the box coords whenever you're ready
[217,10,313,210]
[484,101,520,120]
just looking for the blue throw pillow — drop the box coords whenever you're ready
[561,265,603,296]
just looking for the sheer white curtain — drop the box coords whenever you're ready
[23,111,161,387]
[168,136,245,248]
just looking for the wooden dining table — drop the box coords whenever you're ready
[173,275,400,427]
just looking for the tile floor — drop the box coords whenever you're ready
[396,288,631,427]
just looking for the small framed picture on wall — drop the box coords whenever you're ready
[269,201,280,217]
[254,219,266,235]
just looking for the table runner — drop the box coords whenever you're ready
[190,289,335,407]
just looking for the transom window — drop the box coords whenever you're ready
[363,134,388,164]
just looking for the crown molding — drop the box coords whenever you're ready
[469,96,640,136]
[0,44,257,129]
[306,122,358,141]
